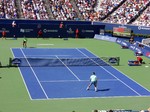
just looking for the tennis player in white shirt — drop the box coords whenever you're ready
[86,72,98,92]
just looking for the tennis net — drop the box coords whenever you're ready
[9,57,120,67]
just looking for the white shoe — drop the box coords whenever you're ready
[95,88,98,92]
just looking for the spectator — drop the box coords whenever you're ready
[148,107,150,112]
[75,28,79,39]
[136,56,143,64]
[0,1,5,19]
[93,110,98,112]
[59,22,64,29]
[3,0,18,19]
[133,6,150,27]
[20,0,37,20]
[37,29,43,38]
[49,0,78,20]
[104,0,149,24]
[129,36,134,44]
[75,0,97,21]
[58,22,64,38]
[32,0,49,20]
[2,30,6,39]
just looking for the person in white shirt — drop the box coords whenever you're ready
[86,72,98,92]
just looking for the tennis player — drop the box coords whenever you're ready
[86,72,98,92]
[23,37,27,48]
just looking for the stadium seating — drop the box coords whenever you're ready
[1,0,18,19]
[133,6,150,27]
[49,0,78,20]
[0,0,149,26]
[103,0,149,24]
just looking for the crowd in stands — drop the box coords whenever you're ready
[32,0,49,20]
[0,0,18,19]
[93,108,150,112]
[49,0,78,20]
[20,0,37,19]
[133,6,150,27]
[75,0,97,21]
[75,0,125,21]
[0,0,4,18]
[103,0,149,24]
[96,0,125,21]
[0,0,150,26]
[20,0,49,20]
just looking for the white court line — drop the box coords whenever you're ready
[56,56,81,81]
[10,48,32,100]
[37,44,54,46]
[32,95,150,101]
[40,79,118,83]
[87,48,150,93]
[20,48,49,99]
[14,55,72,58]
[85,48,150,93]
[76,48,142,96]
[25,55,71,57]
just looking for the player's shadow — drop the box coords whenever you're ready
[97,88,110,92]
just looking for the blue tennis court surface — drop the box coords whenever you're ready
[11,48,150,100]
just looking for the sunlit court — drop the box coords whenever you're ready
[11,48,150,100]
[0,0,150,111]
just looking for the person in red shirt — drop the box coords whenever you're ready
[136,56,143,64]
[37,29,43,38]
[58,22,64,38]
[75,28,79,39]
[2,30,6,39]
[59,22,64,28]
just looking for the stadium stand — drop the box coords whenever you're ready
[19,0,50,20]
[1,0,18,19]
[49,0,78,20]
[75,0,97,21]
[0,0,5,18]
[103,0,149,24]
[32,0,49,20]
[93,0,126,21]
[20,0,37,19]
[133,5,150,27]
[0,0,149,26]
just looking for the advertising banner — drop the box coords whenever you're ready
[116,38,150,58]
[66,24,105,38]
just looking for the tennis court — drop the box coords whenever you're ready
[11,48,150,100]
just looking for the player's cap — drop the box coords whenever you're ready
[92,72,95,74]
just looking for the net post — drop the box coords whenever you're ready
[9,57,12,67]
[117,57,120,66]
[0,61,2,68]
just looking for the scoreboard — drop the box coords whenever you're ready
[113,27,132,38]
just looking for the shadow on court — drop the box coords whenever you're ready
[87,88,110,92]
[98,88,110,92]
